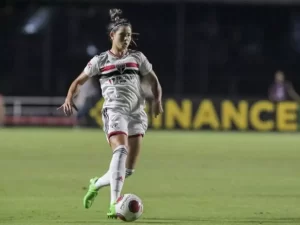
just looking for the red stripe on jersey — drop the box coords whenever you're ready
[101,65,116,72]
[125,62,138,68]
[100,62,138,73]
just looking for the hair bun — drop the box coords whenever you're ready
[109,8,123,22]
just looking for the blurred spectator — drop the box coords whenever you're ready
[73,77,100,127]
[0,94,5,126]
[268,70,300,102]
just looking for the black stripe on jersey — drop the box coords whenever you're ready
[99,69,141,78]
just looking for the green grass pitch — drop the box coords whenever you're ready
[0,128,300,225]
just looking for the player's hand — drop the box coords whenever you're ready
[57,98,74,116]
[152,100,163,118]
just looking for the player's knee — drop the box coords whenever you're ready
[110,134,129,150]
[125,168,135,178]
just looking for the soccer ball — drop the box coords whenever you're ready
[115,193,143,222]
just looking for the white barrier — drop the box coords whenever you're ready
[3,96,76,126]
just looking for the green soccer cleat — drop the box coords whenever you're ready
[107,203,117,219]
[83,177,99,209]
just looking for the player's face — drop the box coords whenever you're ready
[111,26,132,50]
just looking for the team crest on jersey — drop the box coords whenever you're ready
[116,63,126,74]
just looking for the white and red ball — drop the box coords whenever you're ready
[115,193,143,222]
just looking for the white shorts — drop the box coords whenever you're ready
[102,108,148,139]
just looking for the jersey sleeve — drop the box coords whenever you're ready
[139,52,153,76]
[83,56,100,77]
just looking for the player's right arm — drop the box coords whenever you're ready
[58,56,100,116]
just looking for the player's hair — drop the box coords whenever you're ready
[107,8,138,46]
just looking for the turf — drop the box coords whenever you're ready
[0,128,300,225]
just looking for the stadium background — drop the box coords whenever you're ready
[1,1,300,225]
[2,0,300,130]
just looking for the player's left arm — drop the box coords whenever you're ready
[287,82,300,101]
[145,70,164,117]
[139,52,163,117]
[139,53,162,101]
[144,71,162,101]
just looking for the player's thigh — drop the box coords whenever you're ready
[126,111,147,168]
[127,110,148,137]
[102,108,129,149]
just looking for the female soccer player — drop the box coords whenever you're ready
[58,8,163,218]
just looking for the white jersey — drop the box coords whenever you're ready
[83,50,152,113]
